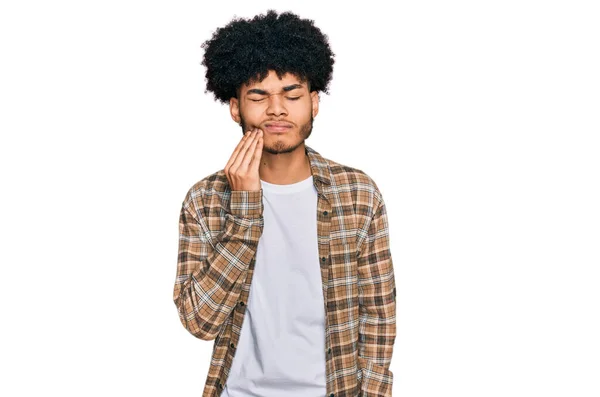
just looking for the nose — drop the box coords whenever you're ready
[266,93,288,117]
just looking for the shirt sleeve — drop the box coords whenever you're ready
[173,189,264,340]
[357,192,397,396]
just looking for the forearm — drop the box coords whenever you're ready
[174,190,264,340]
[357,193,397,396]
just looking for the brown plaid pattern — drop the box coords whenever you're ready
[174,145,396,397]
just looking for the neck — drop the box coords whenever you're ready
[259,144,312,185]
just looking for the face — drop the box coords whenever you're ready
[230,70,319,155]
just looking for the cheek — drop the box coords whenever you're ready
[242,108,263,125]
[300,101,314,117]
[289,99,311,114]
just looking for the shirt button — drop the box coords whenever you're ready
[321,257,327,262]
[230,343,235,349]
[218,382,223,389]
[327,347,332,354]
[238,301,245,307]
[323,211,328,216]
[329,394,334,397]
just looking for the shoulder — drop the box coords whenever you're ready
[323,155,385,209]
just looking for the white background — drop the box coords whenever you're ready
[1,0,599,396]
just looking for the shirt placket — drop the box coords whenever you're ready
[316,183,334,397]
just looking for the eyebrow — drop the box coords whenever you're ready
[246,84,304,96]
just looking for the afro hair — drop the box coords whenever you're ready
[200,9,335,104]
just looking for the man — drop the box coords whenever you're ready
[173,9,396,397]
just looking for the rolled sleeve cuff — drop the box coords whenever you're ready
[229,189,264,218]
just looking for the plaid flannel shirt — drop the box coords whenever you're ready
[174,145,397,397]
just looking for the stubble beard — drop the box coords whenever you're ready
[239,112,314,155]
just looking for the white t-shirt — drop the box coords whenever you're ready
[221,174,327,397]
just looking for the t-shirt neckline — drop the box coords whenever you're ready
[260,175,314,194]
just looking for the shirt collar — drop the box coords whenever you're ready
[305,145,332,186]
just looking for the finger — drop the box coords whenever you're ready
[226,128,254,168]
[249,131,263,172]
[231,129,259,172]
[238,130,261,171]
[226,128,256,171]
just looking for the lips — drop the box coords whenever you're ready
[264,122,293,133]
[265,122,293,128]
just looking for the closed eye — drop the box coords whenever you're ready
[249,97,301,102]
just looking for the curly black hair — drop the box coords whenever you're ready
[200,9,335,104]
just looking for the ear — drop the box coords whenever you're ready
[310,91,319,118]
[230,97,241,124]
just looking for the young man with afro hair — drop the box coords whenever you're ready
[173,9,397,397]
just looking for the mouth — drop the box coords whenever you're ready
[264,123,293,133]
